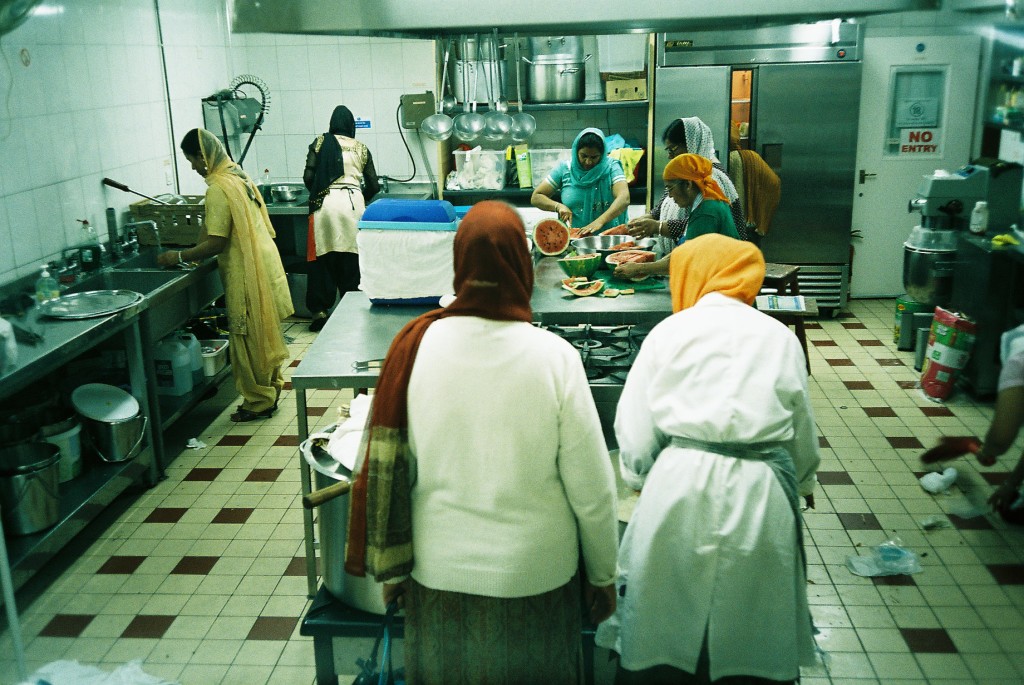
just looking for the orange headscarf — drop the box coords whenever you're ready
[663,153,728,203]
[669,233,765,312]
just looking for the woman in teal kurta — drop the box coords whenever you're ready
[530,128,630,235]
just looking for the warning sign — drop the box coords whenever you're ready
[899,128,942,156]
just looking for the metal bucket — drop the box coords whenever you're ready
[84,413,146,463]
[301,430,387,615]
[0,442,60,536]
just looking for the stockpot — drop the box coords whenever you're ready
[523,53,591,103]
[903,227,957,307]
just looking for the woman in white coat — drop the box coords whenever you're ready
[602,233,820,684]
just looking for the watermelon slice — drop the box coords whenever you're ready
[534,219,571,256]
[560,277,604,297]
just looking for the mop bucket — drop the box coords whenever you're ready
[0,442,60,536]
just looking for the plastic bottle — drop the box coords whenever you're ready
[178,330,205,387]
[969,200,989,235]
[153,336,193,396]
[34,264,59,305]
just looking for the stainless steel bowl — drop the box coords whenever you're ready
[270,184,301,203]
[571,235,655,259]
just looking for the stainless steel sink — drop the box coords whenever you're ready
[66,269,182,296]
[112,251,167,270]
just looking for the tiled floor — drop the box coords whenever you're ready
[2,298,1024,685]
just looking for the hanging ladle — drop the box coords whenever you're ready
[510,33,537,143]
[492,29,509,114]
[453,41,485,143]
[441,38,458,115]
[483,33,513,143]
[420,39,454,142]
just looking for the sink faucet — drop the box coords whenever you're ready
[380,176,390,194]
[123,220,158,250]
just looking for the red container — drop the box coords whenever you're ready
[920,307,977,401]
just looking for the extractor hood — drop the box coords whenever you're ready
[230,0,939,38]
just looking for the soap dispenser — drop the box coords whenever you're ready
[34,263,60,305]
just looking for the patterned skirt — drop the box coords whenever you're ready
[404,575,582,685]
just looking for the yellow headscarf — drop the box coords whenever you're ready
[669,233,765,312]
[663,153,728,203]
[197,129,290,371]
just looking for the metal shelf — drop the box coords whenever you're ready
[6,448,153,590]
[462,100,648,113]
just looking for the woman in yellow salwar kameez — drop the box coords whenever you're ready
[158,128,293,422]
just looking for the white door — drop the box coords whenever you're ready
[850,35,981,298]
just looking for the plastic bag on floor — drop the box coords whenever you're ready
[846,540,922,577]
[19,660,178,685]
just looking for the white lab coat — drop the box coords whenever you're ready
[598,292,820,682]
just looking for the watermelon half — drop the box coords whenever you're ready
[533,219,571,256]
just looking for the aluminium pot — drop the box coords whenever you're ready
[523,54,591,103]
[300,429,387,615]
[903,243,955,307]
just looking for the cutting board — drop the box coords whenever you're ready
[596,272,666,291]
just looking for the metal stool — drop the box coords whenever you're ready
[761,263,814,374]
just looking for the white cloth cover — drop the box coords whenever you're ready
[0,318,16,374]
[356,229,455,301]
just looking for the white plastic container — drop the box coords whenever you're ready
[44,421,83,482]
[178,331,204,387]
[529,148,572,187]
[969,200,989,235]
[453,149,506,189]
[153,337,193,396]
[597,34,648,73]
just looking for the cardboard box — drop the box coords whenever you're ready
[605,78,647,102]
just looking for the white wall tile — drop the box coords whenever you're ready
[277,45,313,92]
[6,192,43,270]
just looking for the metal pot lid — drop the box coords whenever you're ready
[39,289,144,319]
[71,383,140,422]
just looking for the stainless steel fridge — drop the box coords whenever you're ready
[653,22,863,309]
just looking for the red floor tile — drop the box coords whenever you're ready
[246,468,283,482]
[307,406,328,416]
[863,407,897,418]
[838,512,883,530]
[818,471,855,485]
[812,340,838,347]
[97,556,146,574]
[948,514,994,531]
[283,381,293,390]
[290,359,301,368]
[171,556,220,575]
[184,467,223,481]
[886,436,924,449]
[843,381,874,390]
[212,507,254,524]
[247,616,298,640]
[144,508,187,524]
[275,435,300,447]
[804,322,823,329]
[982,472,1011,486]
[986,564,1024,584]
[872,574,916,586]
[121,615,176,639]
[858,339,884,346]
[876,358,905,366]
[217,435,251,447]
[899,627,957,653]
[826,358,855,367]
[896,380,919,389]
[818,436,831,449]
[841,322,867,330]
[40,614,94,637]
[919,406,955,417]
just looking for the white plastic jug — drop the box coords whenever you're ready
[178,331,204,387]
[154,337,193,396]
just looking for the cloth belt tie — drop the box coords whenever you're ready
[668,436,805,570]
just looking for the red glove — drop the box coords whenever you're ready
[920,436,983,464]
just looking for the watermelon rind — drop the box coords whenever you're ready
[533,219,571,256]
[560,278,604,297]
[557,253,602,278]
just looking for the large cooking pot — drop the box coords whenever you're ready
[523,54,591,103]
[902,226,957,307]
[300,425,387,615]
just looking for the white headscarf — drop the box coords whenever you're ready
[660,117,740,222]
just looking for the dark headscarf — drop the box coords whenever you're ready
[346,201,533,580]
[308,105,357,214]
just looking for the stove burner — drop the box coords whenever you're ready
[544,324,639,383]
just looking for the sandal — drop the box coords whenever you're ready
[309,312,329,332]
[230,406,275,423]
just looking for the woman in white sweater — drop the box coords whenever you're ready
[346,200,619,685]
